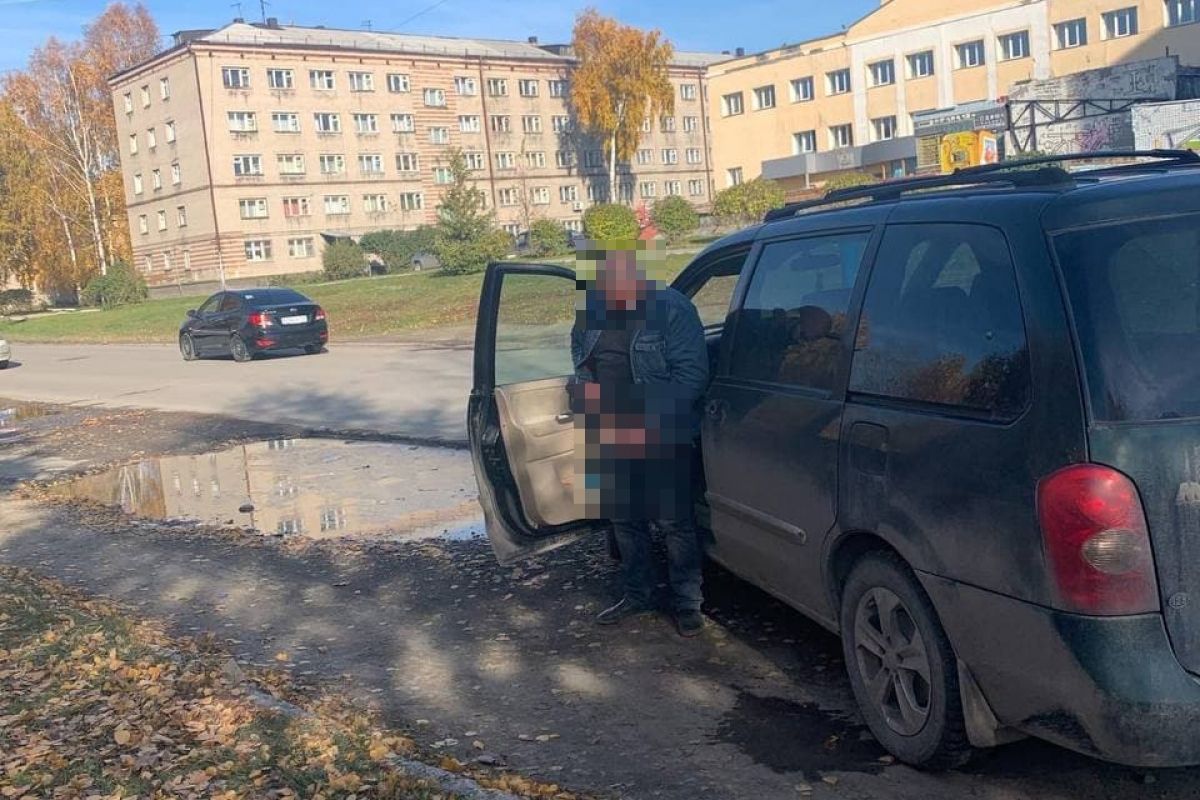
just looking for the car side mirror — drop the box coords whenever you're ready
[186,309,198,318]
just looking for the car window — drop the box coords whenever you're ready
[728,231,871,390]
[849,224,1030,418]
[219,294,242,313]
[1055,212,1200,421]
[239,289,308,306]
[197,294,222,314]
[685,247,751,328]
[495,273,576,386]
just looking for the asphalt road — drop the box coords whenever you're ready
[0,341,474,442]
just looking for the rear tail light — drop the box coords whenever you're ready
[247,311,272,328]
[1037,464,1159,615]
[255,338,274,348]
[314,307,327,322]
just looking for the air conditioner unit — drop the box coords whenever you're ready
[572,202,583,212]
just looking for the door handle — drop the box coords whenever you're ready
[555,413,573,424]
[705,398,728,422]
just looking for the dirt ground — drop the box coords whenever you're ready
[3,399,1200,800]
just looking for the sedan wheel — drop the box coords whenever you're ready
[230,334,253,363]
[180,333,198,361]
[840,552,972,769]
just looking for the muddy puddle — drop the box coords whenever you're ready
[53,438,485,542]
[0,403,58,435]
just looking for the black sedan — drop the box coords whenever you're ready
[179,288,328,362]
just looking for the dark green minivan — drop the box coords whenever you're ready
[469,152,1200,768]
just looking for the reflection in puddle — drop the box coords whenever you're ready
[0,404,57,436]
[55,438,484,542]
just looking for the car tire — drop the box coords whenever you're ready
[840,551,972,770]
[180,333,198,361]
[230,334,253,363]
[0,360,8,370]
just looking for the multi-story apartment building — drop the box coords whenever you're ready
[708,0,1200,192]
[109,21,721,285]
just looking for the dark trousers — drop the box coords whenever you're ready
[611,517,703,613]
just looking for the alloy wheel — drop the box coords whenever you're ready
[853,586,932,737]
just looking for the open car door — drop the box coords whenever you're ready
[469,262,597,564]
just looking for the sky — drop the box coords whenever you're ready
[0,0,880,73]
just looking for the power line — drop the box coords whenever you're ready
[393,0,450,29]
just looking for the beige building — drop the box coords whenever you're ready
[708,0,1200,193]
[109,21,721,285]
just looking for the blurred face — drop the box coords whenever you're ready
[598,249,645,310]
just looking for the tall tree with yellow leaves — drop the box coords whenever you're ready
[569,9,675,201]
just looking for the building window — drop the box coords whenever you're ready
[583,150,604,168]
[348,71,374,92]
[123,92,132,114]
[680,83,697,101]
[399,192,423,211]
[664,180,681,196]
[396,152,420,172]
[462,151,485,170]
[487,77,508,97]
[826,69,852,95]
[727,167,743,187]
[789,76,814,102]
[721,91,744,116]
[490,115,511,133]
[233,154,263,176]
[685,147,702,164]
[564,219,583,232]
[129,133,138,154]
[793,130,817,154]
[752,85,776,110]
[522,115,542,134]
[524,151,545,168]
[156,210,167,231]
[319,154,345,175]
[555,150,575,168]
[177,206,188,227]
[387,73,410,93]
[518,78,538,97]
[868,60,895,87]
[428,127,449,144]
[323,195,351,215]
[133,173,143,194]
[352,113,378,134]
[688,179,704,196]
[549,79,569,97]
[660,115,676,133]
[497,187,518,206]
[159,77,171,100]
[171,162,181,185]
[358,153,383,174]
[531,187,550,205]
[288,237,314,258]
[244,239,272,261]
[282,196,311,217]
[423,88,446,107]
[495,152,516,170]
[956,40,986,68]
[432,166,453,184]
[908,50,935,78]
[683,115,699,132]
[872,116,897,142]
[272,112,300,133]
[454,75,477,95]
[1167,0,1198,26]
[239,198,269,219]
[830,123,854,149]
[138,214,148,234]
[559,185,579,203]
[146,127,156,149]
[310,70,335,90]
[391,113,415,133]
[152,168,162,190]
[314,112,341,133]
[222,67,250,89]
[636,149,653,165]
[267,68,294,89]
[182,250,190,270]
[639,181,657,199]
[1054,19,1088,49]
[551,115,571,133]
[363,193,389,213]
[459,115,481,133]
[227,111,257,132]
[662,148,678,164]
[165,120,176,143]
[1103,7,1139,38]
[640,117,652,133]
[140,85,150,107]
[998,30,1031,60]
[162,251,172,272]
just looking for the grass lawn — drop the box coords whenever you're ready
[0,253,696,345]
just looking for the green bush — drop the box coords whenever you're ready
[437,228,512,276]
[322,240,368,281]
[0,288,36,315]
[712,178,787,226]
[359,226,437,273]
[651,196,699,243]
[823,171,876,192]
[582,204,638,241]
[528,218,570,257]
[80,261,148,309]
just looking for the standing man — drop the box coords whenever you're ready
[571,241,710,637]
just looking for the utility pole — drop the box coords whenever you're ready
[259,0,269,22]
[230,0,242,17]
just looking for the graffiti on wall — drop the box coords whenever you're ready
[1033,114,1134,154]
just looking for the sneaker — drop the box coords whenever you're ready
[596,597,652,626]
[675,610,705,638]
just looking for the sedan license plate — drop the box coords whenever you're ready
[280,315,308,325]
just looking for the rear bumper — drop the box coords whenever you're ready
[922,573,1200,767]
[247,325,327,351]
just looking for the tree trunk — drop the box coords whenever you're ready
[608,133,618,204]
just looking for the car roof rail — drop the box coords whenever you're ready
[762,149,1199,223]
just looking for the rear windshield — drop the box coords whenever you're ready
[1055,212,1200,422]
[237,289,310,307]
